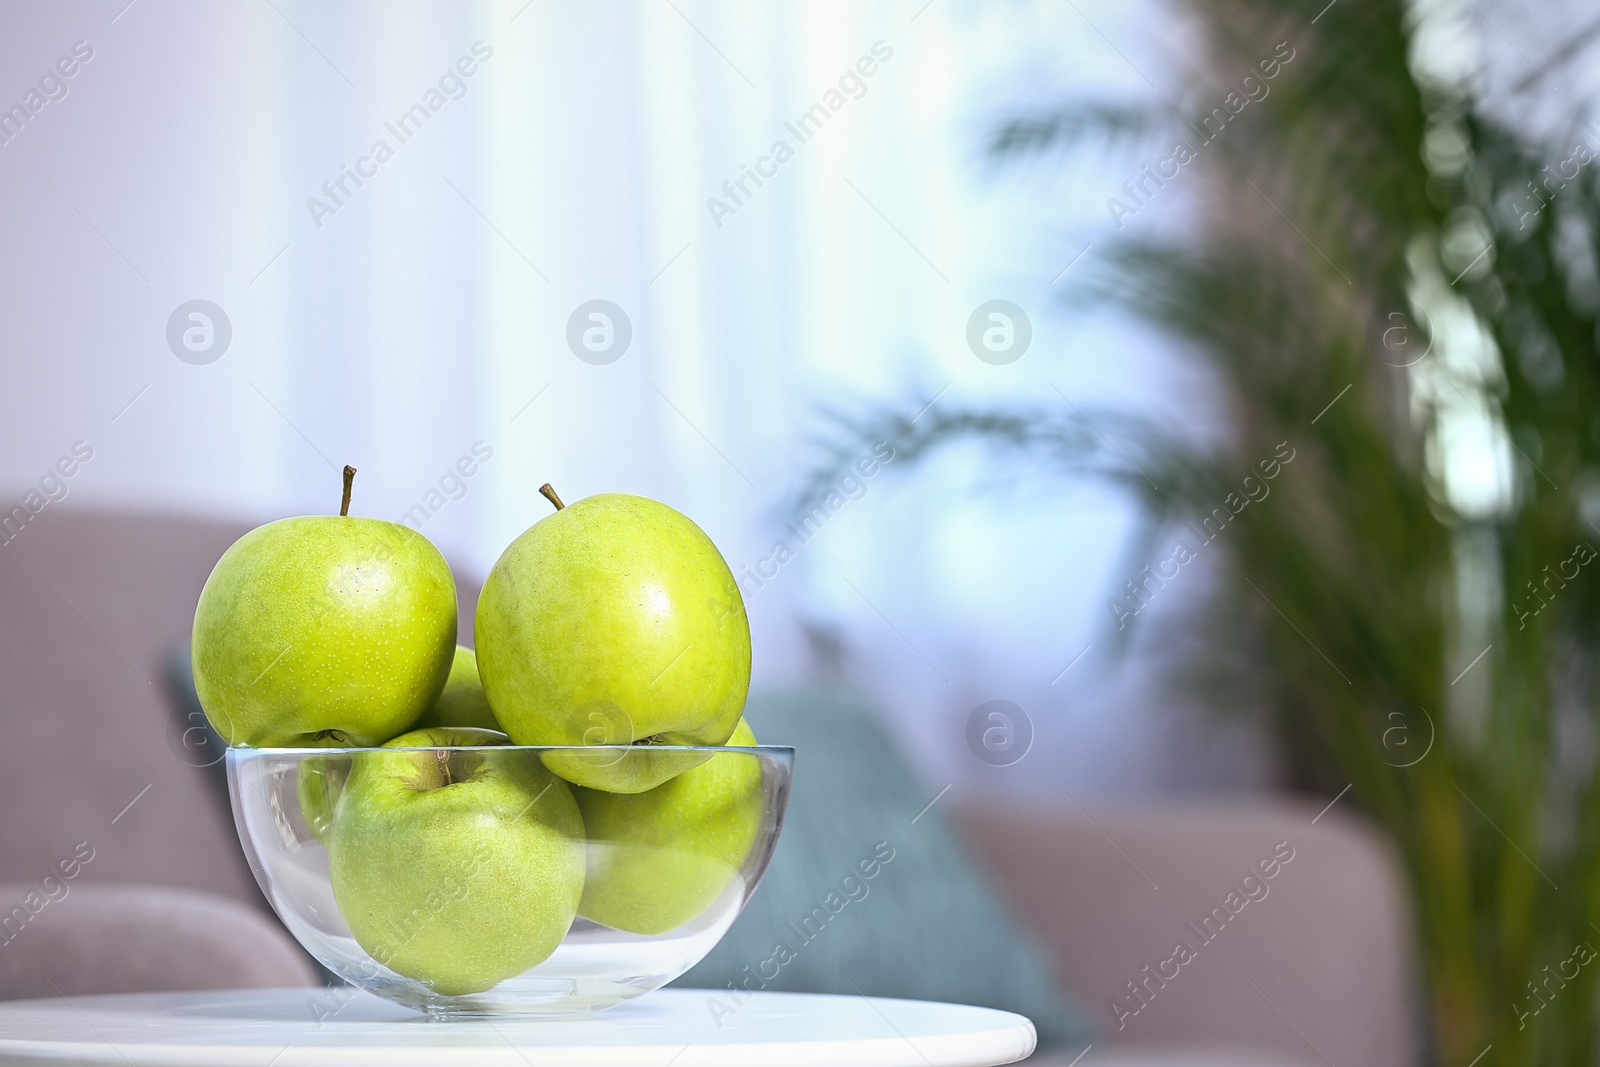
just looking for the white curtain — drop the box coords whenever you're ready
[0,0,1275,798]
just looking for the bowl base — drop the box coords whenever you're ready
[388,976,670,1019]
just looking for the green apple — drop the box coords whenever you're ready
[328,726,584,996]
[475,490,751,793]
[414,646,500,732]
[575,719,763,935]
[192,467,457,747]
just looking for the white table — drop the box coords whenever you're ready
[0,987,1036,1067]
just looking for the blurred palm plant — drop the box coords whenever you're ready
[811,1,1600,1063]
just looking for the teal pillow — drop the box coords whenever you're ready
[675,691,1091,1050]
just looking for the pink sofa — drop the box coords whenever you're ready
[957,802,1417,1065]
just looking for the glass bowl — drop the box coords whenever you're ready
[226,742,792,1018]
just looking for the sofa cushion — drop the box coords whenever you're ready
[0,510,262,906]
[674,690,1091,1050]
[956,801,1415,1067]
[0,882,318,999]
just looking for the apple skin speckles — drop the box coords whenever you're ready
[192,516,457,747]
[475,493,751,794]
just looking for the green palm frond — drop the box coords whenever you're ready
[811,2,1600,1063]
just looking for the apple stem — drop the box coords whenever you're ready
[341,466,357,517]
[435,749,453,786]
[539,483,565,511]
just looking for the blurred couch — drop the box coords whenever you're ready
[0,509,1419,1064]
[958,802,1417,1066]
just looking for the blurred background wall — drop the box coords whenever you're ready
[1,0,1298,802]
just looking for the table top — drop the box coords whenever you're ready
[0,987,1036,1067]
